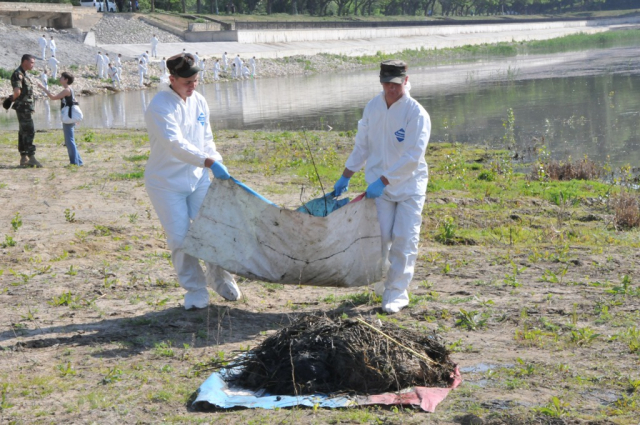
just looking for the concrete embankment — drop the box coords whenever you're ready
[103,15,640,59]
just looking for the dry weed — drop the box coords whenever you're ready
[532,157,604,181]
[611,191,640,229]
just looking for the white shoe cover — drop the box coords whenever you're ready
[382,288,409,314]
[184,287,210,310]
[207,267,242,301]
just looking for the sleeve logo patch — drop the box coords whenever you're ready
[394,128,405,142]
[198,112,206,127]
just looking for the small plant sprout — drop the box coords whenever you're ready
[570,327,601,346]
[64,208,76,223]
[536,396,569,417]
[11,212,22,232]
[1,235,16,248]
[100,367,123,385]
[56,361,77,377]
[504,261,527,288]
[455,309,487,331]
[128,213,139,224]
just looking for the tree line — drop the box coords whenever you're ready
[145,0,637,16]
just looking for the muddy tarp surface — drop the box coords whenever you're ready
[181,179,382,287]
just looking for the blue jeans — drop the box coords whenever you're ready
[62,123,83,166]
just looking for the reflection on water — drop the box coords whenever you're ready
[0,46,639,166]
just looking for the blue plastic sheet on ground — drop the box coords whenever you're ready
[192,364,462,412]
[295,190,350,217]
[193,367,355,410]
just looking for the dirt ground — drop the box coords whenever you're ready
[0,128,639,424]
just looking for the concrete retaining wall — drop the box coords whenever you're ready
[233,16,640,43]
[0,2,74,28]
[188,21,222,32]
[185,30,238,42]
[179,15,640,44]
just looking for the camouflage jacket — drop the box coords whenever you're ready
[10,66,35,112]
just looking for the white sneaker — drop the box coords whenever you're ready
[184,287,210,310]
[382,288,409,314]
[207,266,242,301]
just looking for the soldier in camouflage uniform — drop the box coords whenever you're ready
[11,54,42,168]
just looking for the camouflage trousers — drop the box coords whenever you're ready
[16,110,36,156]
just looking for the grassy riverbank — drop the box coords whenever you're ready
[1,128,639,424]
[321,27,640,69]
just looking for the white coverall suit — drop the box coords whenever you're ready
[101,55,109,78]
[48,56,59,79]
[144,86,241,309]
[39,36,47,60]
[222,53,228,71]
[138,63,147,86]
[151,36,159,58]
[49,39,56,57]
[344,90,430,313]
[96,54,104,78]
[108,65,121,88]
[233,56,243,78]
[213,61,220,80]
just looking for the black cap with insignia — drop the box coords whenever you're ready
[379,59,407,84]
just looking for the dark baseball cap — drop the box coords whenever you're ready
[166,53,202,78]
[380,59,407,84]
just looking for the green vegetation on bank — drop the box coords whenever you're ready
[312,27,640,68]
[220,128,640,250]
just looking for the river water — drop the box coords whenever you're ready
[1,46,639,166]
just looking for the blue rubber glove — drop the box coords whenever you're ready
[211,161,231,180]
[366,178,386,199]
[333,175,350,196]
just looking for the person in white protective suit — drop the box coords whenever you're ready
[222,52,229,71]
[241,64,250,79]
[48,55,60,79]
[233,54,243,78]
[40,69,49,90]
[39,35,48,60]
[333,60,430,314]
[159,56,167,77]
[108,63,121,89]
[151,34,159,58]
[96,51,104,78]
[144,52,242,310]
[48,36,57,57]
[199,58,206,81]
[101,53,110,78]
[115,53,123,78]
[213,59,220,81]
[137,59,147,86]
[249,56,256,77]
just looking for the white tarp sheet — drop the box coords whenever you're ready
[181,179,382,288]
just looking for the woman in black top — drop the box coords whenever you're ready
[37,72,83,166]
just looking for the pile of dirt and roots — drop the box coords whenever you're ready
[227,313,457,395]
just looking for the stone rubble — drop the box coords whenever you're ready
[93,14,183,45]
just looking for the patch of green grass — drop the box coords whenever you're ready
[109,169,144,180]
[123,153,149,162]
